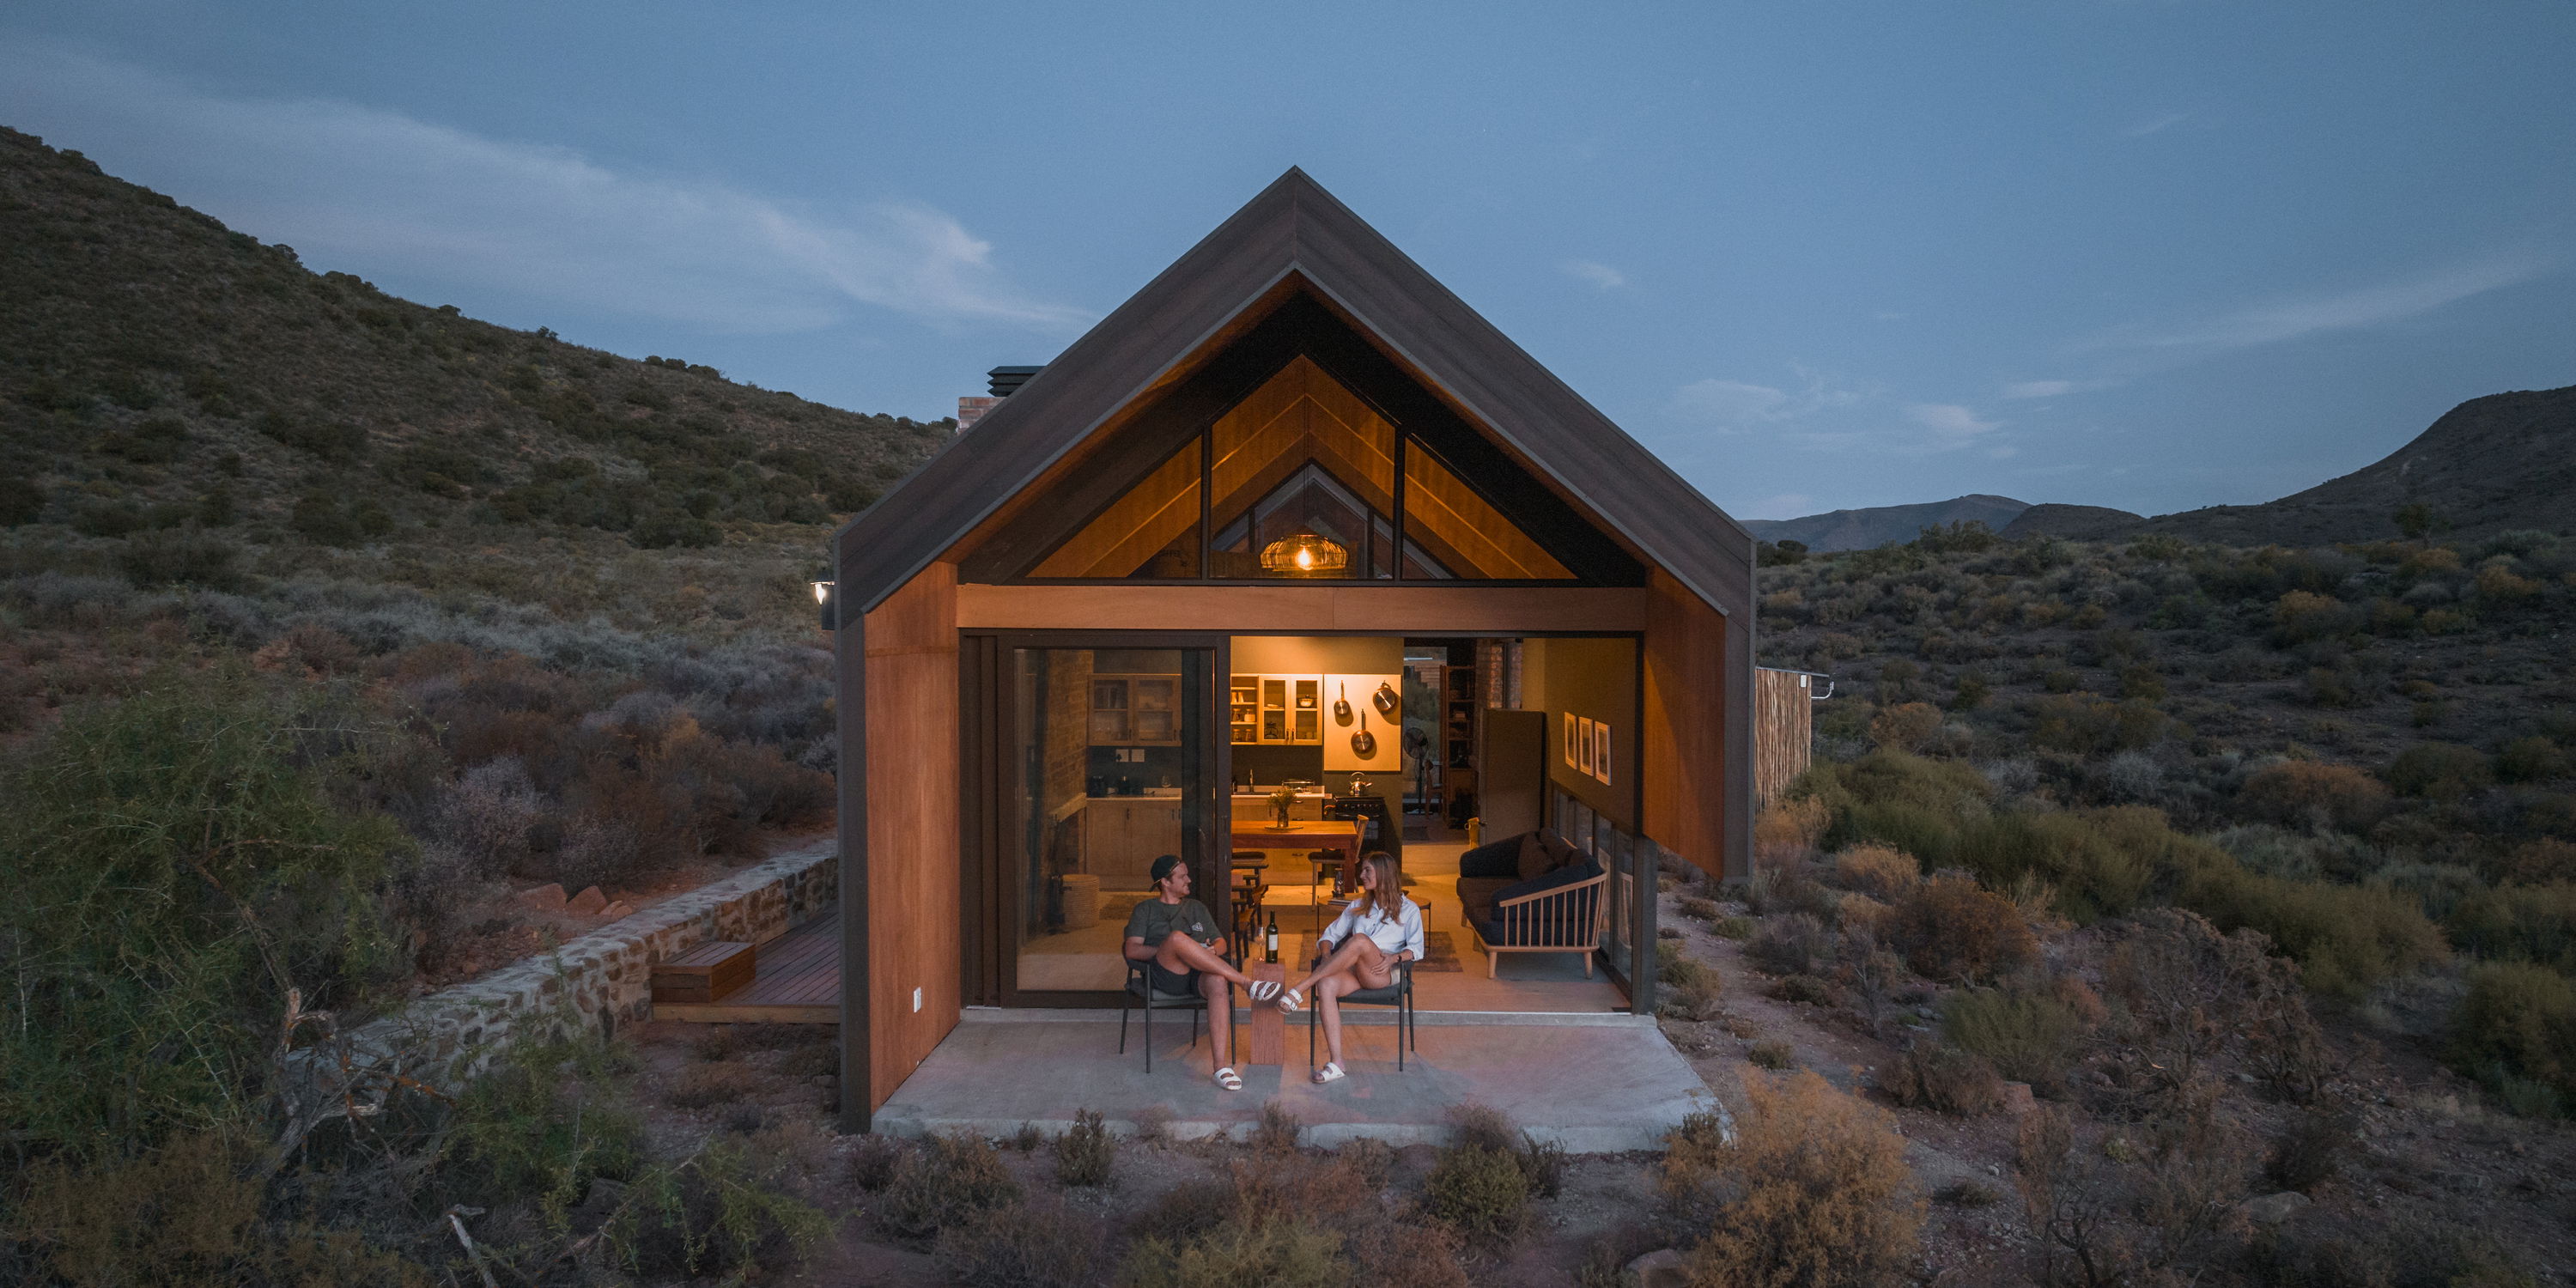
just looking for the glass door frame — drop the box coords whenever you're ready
[960,630,1231,1009]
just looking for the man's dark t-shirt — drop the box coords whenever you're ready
[1125,897,1219,951]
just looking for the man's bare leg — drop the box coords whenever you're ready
[1199,970,1234,1071]
[1155,934,1254,988]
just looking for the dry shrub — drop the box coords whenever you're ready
[849,1134,904,1191]
[1941,979,2090,1094]
[1679,895,1721,922]
[2237,760,2391,832]
[2447,960,2576,1107]
[1869,702,1944,754]
[1755,795,1829,864]
[1832,843,1920,901]
[1879,1040,2003,1115]
[1657,940,1725,1021]
[2105,908,2319,1098]
[1835,892,1893,938]
[877,1132,1022,1244]
[1748,1038,1795,1070]
[935,1200,1104,1288]
[2493,837,2576,885]
[1425,1144,1530,1243]
[11,1132,431,1286]
[668,1061,766,1109]
[2266,1103,2358,1193]
[1885,871,2036,984]
[1119,1219,1348,1288]
[1054,1109,1115,1188]
[2016,1089,2257,1286]
[1336,1137,1396,1189]
[1252,1100,1302,1152]
[1663,1070,1923,1287]
[1748,911,1834,975]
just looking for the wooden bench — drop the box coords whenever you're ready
[652,941,756,1005]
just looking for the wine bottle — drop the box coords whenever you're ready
[1264,912,1279,964]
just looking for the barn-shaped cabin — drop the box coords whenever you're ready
[831,169,1753,1128]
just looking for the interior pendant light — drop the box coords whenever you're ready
[1259,528,1349,577]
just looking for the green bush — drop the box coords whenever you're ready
[2449,962,2576,1110]
[1424,1145,1530,1242]
[2448,882,2576,972]
[1878,1040,2003,1115]
[878,1132,1022,1244]
[2181,863,2447,996]
[2499,736,2573,784]
[0,667,411,1162]
[938,1201,1105,1288]
[1054,1109,1115,1188]
[1,471,48,526]
[1941,983,2086,1092]
[1119,1219,1348,1288]
[113,529,244,589]
[2388,741,2494,799]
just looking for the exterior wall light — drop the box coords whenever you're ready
[811,580,838,630]
[1259,529,1348,578]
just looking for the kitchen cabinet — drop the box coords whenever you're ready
[1080,797,1183,890]
[1230,673,1321,745]
[1089,675,1179,744]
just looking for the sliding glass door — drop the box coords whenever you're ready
[993,644,1218,1003]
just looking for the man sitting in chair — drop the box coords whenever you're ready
[1277,852,1422,1083]
[1124,854,1280,1091]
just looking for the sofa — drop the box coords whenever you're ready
[1457,829,1608,977]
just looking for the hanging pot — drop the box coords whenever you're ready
[1351,708,1376,759]
[1334,683,1353,726]
[1371,681,1399,719]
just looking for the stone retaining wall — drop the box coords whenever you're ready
[331,841,836,1088]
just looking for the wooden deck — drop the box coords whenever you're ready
[651,905,840,1024]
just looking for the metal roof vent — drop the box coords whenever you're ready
[987,365,1044,397]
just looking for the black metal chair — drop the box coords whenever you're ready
[1119,957,1236,1073]
[1307,956,1417,1072]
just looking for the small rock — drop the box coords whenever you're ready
[1627,1249,1689,1288]
[1999,1082,2037,1115]
[516,883,567,912]
[2237,1191,2312,1227]
[600,901,636,920]
[566,886,610,916]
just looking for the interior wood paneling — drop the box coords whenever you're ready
[1029,446,1201,578]
[1401,446,1571,580]
[863,562,961,1109]
[1641,568,1741,881]
[954,583,1644,633]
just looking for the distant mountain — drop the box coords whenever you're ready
[2000,503,2144,542]
[2122,386,2576,547]
[1742,494,2028,552]
[0,126,945,546]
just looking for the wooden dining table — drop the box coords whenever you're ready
[1228,819,1366,892]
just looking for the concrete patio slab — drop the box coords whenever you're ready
[872,1008,1716,1152]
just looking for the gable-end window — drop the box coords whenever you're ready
[1022,355,1594,583]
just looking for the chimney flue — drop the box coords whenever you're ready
[957,365,1044,431]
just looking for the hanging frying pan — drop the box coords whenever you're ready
[1351,708,1376,759]
[1334,683,1353,726]
[1371,681,1399,719]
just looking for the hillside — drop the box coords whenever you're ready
[1741,493,2028,552]
[1997,501,2143,541]
[0,125,947,550]
[2117,386,2576,548]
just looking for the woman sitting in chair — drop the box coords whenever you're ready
[1279,851,1422,1083]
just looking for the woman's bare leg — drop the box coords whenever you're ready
[1288,935,1384,994]
[1318,975,1356,1067]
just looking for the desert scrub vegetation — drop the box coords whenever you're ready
[1659,1071,1923,1286]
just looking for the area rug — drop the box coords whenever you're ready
[1417,930,1463,972]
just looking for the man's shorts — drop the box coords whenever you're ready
[1147,961,1198,994]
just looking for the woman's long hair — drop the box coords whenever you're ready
[1352,851,1403,921]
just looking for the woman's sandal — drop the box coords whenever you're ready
[1213,1066,1243,1091]
[1312,1060,1345,1084]
[1276,987,1304,1012]
[1247,980,1280,1002]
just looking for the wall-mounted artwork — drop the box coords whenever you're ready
[1591,720,1613,786]
[1562,711,1577,768]
[1576,716,1597,776]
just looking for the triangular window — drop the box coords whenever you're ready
[1024,355,1589,582]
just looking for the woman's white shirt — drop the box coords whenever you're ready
[1321,896,1425,962]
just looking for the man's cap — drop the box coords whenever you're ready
[1150,854,1184,883]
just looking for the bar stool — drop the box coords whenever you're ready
[1229,851,1270,946]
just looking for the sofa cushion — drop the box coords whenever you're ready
[1514,830,1558,882]
[1458,834,1528,881]
[1457,876,1517,925]
[1498,855,1601,906]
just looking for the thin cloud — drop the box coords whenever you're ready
[2095,252,2553,355]
[2002,380,2079,399]
[1908,403,2002,439]
[1667,372,1861,433]
[2122,112,2190,138]
[0,42,1091,334]
[1562,258,1626,290]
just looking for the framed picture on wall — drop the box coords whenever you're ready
[1594,721,1613,785]
[1576,716,1596,776]
[1562,712,1577,767]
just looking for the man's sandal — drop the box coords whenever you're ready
[1214,1066,1243,1091]
[1277,987,1304,1012]
[1312,1060,1346,1084]
[1247,981,1280,1002]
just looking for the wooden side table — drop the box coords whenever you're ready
[1246,953,1287,1066]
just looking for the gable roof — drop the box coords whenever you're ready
[835,167,1753,616]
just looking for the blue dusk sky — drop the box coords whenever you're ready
[4,3,2570,521]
